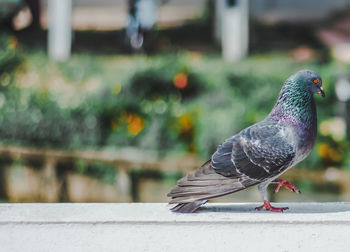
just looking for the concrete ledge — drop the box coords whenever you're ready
[1,202,350,251]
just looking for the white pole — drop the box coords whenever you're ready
[214,0,225,44]
[221,0,249,62]
[240,0,249,58]
[48,0,72,61]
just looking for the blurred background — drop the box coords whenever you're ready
[1,0,350,204]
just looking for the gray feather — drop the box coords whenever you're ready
[170,200,207,213]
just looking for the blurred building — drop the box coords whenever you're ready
[2,0,349,61]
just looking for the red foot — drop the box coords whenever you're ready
[255,200,289,212]
[272,179,301,194]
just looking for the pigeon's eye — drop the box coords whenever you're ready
[313,78,319,84]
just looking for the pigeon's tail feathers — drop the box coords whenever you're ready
[168,160,257,213]
[170,200,207,213]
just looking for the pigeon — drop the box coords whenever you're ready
[168,70,325,213]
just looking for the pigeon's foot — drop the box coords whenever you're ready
[272,179,301,194]
[255,200,289,212]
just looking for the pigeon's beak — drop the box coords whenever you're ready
[319,87,325,98]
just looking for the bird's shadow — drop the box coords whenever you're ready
[197,202,350,214]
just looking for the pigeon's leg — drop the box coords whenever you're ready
[255,200,289,212]
[271,179,301,194]
[255,181,289,212]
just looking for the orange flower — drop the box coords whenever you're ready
[173,73,188,89]
[318,144,341,162]
[123,112,145,135]
[179,113,193,133]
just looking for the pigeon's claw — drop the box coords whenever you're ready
[273,179,301,194]
[255,200,289,212]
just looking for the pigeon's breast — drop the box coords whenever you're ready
[291,120,317,164]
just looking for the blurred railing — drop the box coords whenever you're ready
[0,144,201,202]
[0,144,349,202]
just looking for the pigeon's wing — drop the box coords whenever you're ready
[212,120,296,181]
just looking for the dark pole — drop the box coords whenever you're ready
[24,0,41,29]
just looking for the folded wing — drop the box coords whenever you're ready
[212,118,296,181]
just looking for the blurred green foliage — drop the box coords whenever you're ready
[1,30,350,189]
[0,33,21,75]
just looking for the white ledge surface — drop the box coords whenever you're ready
[1,202,350,251]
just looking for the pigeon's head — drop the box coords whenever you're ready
[290,70,325,98]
